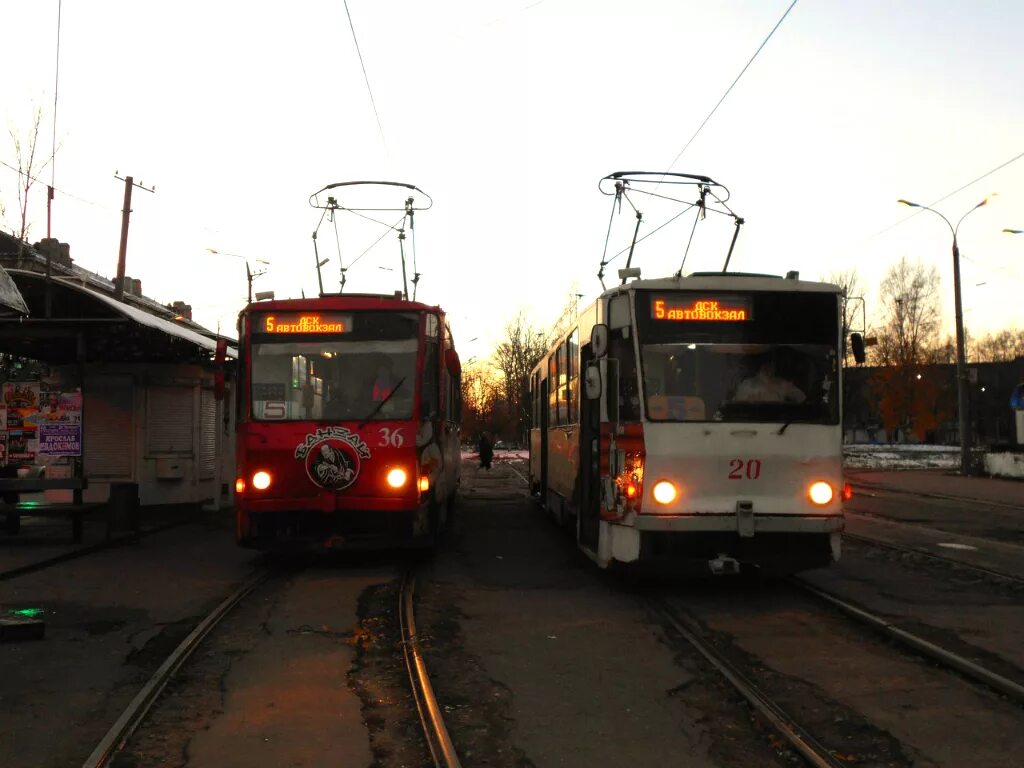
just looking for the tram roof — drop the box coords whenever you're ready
[243,293,441,314]
[600,272,842,298]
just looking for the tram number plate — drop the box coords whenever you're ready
[728,458,762,480]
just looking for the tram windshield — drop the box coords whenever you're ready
[249,311,419,422]
[636,290,840,425]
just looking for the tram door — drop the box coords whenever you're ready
[539,377,549,503]
[578,345,600,549]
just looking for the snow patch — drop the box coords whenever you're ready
[984,452,1024,479]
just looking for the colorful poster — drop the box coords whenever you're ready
[35,390,82,426]
[7,428,35,463]
[39,424,81,457]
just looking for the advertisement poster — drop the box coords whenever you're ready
[4,383,40,464]
[39,425,81,457]
[0,432,6,464]
[37,391,82,426]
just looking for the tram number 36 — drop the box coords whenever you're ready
[728,458,762,480]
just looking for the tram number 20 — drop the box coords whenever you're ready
[728,458,762,480]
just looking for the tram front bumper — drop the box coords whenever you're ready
[633,513,843,535]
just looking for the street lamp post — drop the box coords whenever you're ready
[206,248,270,304]
[897,197,990,475]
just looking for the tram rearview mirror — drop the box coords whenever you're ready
[591,324,609,357]
[850,332,866,364]
[584,363,602,400]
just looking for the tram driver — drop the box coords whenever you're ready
[733,355,806,404]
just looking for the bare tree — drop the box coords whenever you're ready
[492,311,547,443]
[871,256,948,440]
[973,328,1024,362]
[874,256,941,367]
[8,106,51,242]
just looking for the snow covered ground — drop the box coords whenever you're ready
[843,444,961,471]
[462,444,1023,476]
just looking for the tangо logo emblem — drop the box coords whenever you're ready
[294,427,371,491]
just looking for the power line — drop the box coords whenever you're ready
[866,148,1024,240]
[0,157,110,210]
[666,0,798,171]
[343,0,387,152]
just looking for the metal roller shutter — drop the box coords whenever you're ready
[147,386,194,455]
[85,377,134,479]
[198,389,217,479]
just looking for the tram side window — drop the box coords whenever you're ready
[422,341,440,419]
[566,328,579,425]
[548,352,559,426]
[610,332,641,421]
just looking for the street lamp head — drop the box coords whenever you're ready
[897,199,921,208]
[1003,228,1023,234]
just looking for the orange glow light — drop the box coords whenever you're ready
[652,297,750,322]
[386,468,408,489]
[808,481,834,505]
[625,483,638,499]
[652,480,678,504]
[418,476,430,492]
[235,477,246,494]
[262,312,349,334]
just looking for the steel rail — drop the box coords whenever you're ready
[653,598,846,768]
[791,578,1024,705]
[849,482,1024,512]
[81,569,270,768]
[399,572,461,768]
[844,532,1024,586]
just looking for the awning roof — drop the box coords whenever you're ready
[0,270,236,364]
[0,264,29,316]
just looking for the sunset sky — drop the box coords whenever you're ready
[1,0,1021,362]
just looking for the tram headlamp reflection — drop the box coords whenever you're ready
[652,480,678,505]
[808,481,834,505]
[386,468,408,489]
[252,471,272,491]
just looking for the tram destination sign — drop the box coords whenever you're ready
[259,312,353,334]
[651,295,752,322]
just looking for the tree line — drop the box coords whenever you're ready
[828,259,1022,442]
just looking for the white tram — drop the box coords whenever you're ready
[529,272,848,573]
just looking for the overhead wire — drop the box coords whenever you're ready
[347,214,407,270]
[665,0,799,172]
[867,148,1024,240]
[0,157,110,210]
[343,0,387,152]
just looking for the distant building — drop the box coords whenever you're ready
[844,358,1024,447]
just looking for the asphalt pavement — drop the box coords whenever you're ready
[848,468,1023,508]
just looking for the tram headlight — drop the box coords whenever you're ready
[808,481,834,506]
[252,471,272,491]
[652,480,678,505]
[386,468,408,489]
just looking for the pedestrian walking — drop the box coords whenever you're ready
[478,432,493,470]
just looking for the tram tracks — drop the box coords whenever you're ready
[789,576,1024,705]
[656,573,1024,767]
[843,530,1024,586]
[82,568,270,768]
[653,597,847,768]
[80,566,461,768]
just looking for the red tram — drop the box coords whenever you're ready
[234,293,462,549]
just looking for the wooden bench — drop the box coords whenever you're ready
[0,477,108,543]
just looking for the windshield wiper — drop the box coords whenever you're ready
[358,377,406,429]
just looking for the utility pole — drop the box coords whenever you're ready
[113,172,155,300]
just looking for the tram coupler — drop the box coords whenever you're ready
[708,554,741,576]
